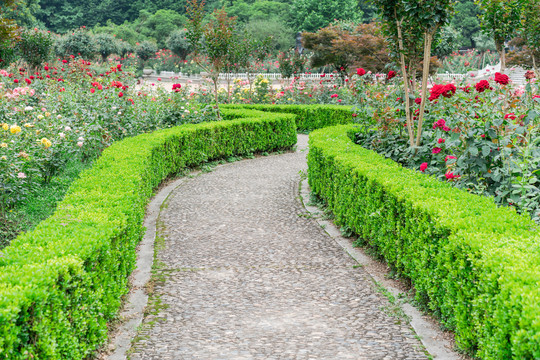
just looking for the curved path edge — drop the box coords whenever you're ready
[299,178,462,360]
[105,173,200,360]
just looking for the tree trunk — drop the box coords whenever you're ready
[415,32,434,147]
[395,12,414,148]
[213,75,221,120]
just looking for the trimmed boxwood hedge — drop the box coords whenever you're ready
[307,124,540,359]
[0,109,296,359]
[221,104,355,131]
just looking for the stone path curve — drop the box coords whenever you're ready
[128,135,429,360]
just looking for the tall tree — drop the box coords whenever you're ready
[288,0,361,32]
[476,0,522,70]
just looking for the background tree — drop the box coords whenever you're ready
[450,0,482,48]
[186,0,237,118]
[277,48,307,79]
[243,19,294,54]
[94,32,119,62]
[302,21,390,76]
[18,27,53,70]
[135,40,157,67]
[166,29,190,59]
[0,0,21,64]
[518,0,540,72]
[55,28,98,59]
[288,0,361,32]
[476,0,522,70]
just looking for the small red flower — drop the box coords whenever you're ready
[356,68,366,76]
[504,113,517,120]
[25,78,31,85]
[90,88,95,93]
[445,155,457,162]
[420,162,428,172]
[387,70,396,80]
[415,97,421,105]
[438,138,445,144]
[62,59,68,63]
[475,80,491,93]
[432,147,442,154]
[118,92,123,97]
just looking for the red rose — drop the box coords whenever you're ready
[445,172,460,180]
[432,147,442,154]
[420,162,428,172]
[62,59,68,63]
[90,88,95,93]
[387,70,396,80]
[438,138,445,144]
[445,155,457,162]
[504,113,517,120]
[475,80,491,93]
[356,68,366,76]
[429,84,455,101]
[494,72,509,85]
[25,78,31,85]
[13,79,18,83]
[118,92,123,97]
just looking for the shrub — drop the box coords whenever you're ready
[135,40,157,63]
[222,104,356,131]
[55,29,98,60]
[17,28,53,70]
[308,124,540,359]
[0,109,296,358]
[166,29,190,60]
[94,33,119,62]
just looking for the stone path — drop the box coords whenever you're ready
[128,135,428,360]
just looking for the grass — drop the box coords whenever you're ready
[0,158,92,248]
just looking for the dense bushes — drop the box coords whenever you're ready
[222,104,356,131]
[308,124,540,359]
[0,109,296,359]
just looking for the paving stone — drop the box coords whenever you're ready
[129,135,428,360]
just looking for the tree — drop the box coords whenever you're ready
[288,0,361,32]
[277,48,307,79]
[450,0,482,48]
[518,0,540,72]
[55,28,98,59]
[373,0,453,148]
[166,29,190,59]
[302,21,390,76]
[135,40,157,66]
[186,0,237,118]
[18,27,53,70]
[476,0,522,70]
[0,0,22,64]
[94,32,119,61]
[139,9,186,48]
[244,19,295,54]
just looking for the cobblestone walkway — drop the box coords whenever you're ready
[129,135,428,360]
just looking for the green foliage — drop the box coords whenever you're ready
[308,124,540,359]
[135,40,157,62]
[166,29,190,59]
[55,28,98,59]
[94,32,119,61]
[288,0,361,32]
[277,48,308,79]
[138,9,186,48]
[222,104,354,132]
[243,19,295,53]
[0,108,297,358]
[451,0,482,48]
[17,28,53,70]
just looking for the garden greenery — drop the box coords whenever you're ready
[308,124,540,359]
[0,108,297,358]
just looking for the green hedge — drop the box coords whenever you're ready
[221,104,354,131]
[0,109,297,359]
[308,124,540,359]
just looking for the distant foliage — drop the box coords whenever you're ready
[135,40,158,62]
[18,28,53,70]
[166,29,190,60]
[94,33,119,61]
[55,28,98,59]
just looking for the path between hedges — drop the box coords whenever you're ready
[128,134,428,360]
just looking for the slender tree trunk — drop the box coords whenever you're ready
[395,12,414,147]
[497,41,506,71]
[416,32,434,147]
[213,75,221,119]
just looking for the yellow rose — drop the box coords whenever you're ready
[37,114,44,120]
[36,130,41,135]
[45,112,51,117]
[1,123,8,131]
[0,143,7,148]
[0,156,6,160]
[24,123,34,128]
[41,138,52,148]
[10,125,21,134]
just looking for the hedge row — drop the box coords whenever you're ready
[0,109,297,359]
[221,104,355,131]
[307,124,540,359]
